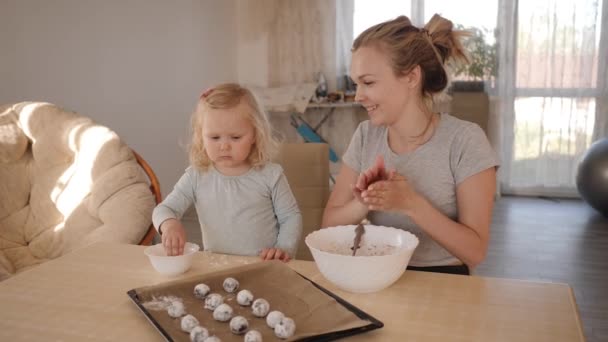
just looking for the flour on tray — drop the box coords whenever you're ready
[142,295,183,311]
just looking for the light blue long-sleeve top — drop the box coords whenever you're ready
[152,163,302,257]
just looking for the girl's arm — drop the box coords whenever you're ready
[152,169,196,255]
[152,170,196,231]
[321,164,369,228]
[363,167,497,268]
[271,171,303,258]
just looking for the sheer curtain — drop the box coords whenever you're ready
[497,0,607,197]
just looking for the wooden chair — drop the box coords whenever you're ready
[274,143,330,260]
[133,150,161,245]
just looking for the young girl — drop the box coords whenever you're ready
[153,83,302,261]
[323,15,499,274]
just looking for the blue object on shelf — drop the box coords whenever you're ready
[290,114,339,163]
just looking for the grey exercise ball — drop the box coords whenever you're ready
[576,138,608,216]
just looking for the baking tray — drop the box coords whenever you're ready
[127,261,383,341]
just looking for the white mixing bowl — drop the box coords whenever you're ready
[305,225,419,293]
[144,242,200,276]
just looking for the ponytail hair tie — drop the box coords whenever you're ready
[200,88,214,99]
[420,28,444,64]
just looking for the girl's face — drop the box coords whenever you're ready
[202,100,256,175]
[350,45,418,126]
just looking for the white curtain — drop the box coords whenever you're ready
[497,0,607,197]
[336,0,354,90]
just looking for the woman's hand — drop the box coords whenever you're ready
[355,155,390,192]
[361,172,423,215]
[160,219,187,256]
[259,248,291,262]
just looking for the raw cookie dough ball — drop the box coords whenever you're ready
[204,293,223,311]
[181,314,200,333]
[213,303,233,322]
[190,326,209,342]
[194,283,211,299]
[229,316,249,335]
[236,290,254,306]
[251,298,270,317]
[266,310,284,329]
[167,301,186,318]
[274,317,296,339]
[223,277,239,293]
[203,336,222,342]
[244,330,263,342]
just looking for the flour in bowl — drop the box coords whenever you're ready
[323,242,400,256]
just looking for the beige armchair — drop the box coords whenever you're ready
[0,102,157,280]
[274,143,330,260]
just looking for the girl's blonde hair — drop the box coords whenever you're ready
[353,14,469,100]
[190,83,278,171]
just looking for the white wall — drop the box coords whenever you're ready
[0,0,237,195]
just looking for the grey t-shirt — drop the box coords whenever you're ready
[152,163,302,257]
[343,114,500,267]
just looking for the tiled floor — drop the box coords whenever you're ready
[181,196,608,341]
[475,196,608,342]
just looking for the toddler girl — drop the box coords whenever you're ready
[153,83,302,262]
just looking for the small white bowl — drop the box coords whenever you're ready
[305,225,419,293]
[144,242,200,276]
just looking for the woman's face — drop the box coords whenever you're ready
[350,45,417,126]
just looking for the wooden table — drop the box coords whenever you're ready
[0,242,585,341]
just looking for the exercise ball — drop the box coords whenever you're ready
[576,138,608,216]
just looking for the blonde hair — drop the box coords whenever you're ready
[189,83,278,171]
[352,14,469,99]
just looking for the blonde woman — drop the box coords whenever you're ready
[323,15,499,274]
[154,83,302,261]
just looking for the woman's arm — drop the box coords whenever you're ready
[363,167,497,268]
[321,164,370,227]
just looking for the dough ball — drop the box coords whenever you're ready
[167,301,186,318]
[190,326,209,342]
[274,317,296,339]
[180,314,199,333]
[213,303,233,322]
[223,277,239,293]
[243,329,263,342]
[251,298,270,317]
[203,336,221,342]
[236,289,254,306]
[204,293,223,311]
[266,310,284,329]
[229,315,249,335]
[194,283,211,299]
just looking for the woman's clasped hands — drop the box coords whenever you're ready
[355,155,423,215]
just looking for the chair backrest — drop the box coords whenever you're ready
[0,102,156,276]
[132,150,161,245]
[273,143,330,260]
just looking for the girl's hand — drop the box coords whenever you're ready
[160,219,187,256]
[259,248,291,262]
[361,172,423,215]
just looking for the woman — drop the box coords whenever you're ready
[322,15,499,275]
